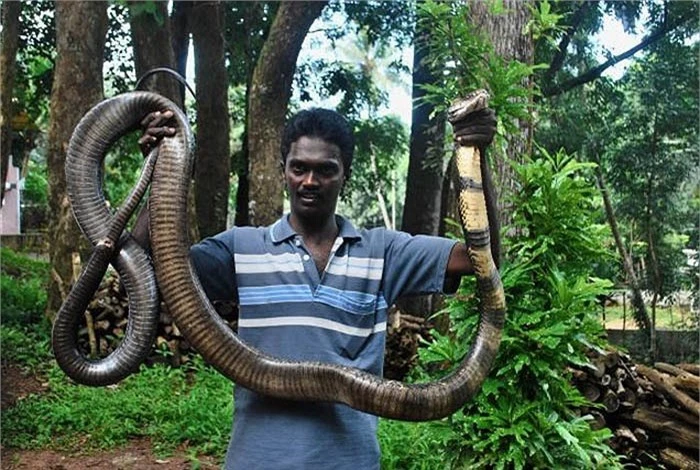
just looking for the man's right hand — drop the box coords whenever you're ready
[138,110,176,156]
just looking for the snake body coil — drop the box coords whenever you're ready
[55,90,505,421]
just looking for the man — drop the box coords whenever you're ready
[140,106,495,469]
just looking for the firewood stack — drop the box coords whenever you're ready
[77,270,238,368]
[384,310,430,380]
[571,345,699,469]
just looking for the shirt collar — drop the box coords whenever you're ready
[270,214,361,244]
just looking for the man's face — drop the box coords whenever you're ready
[284,136,345,221]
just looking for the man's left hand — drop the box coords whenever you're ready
[453,108,497,147]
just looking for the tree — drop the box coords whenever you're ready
[469,0,534,229]
[47,0,108,316]
[540,1,698,98]
[190,1,230,238]
[128,1,181,106]
[224,3,278,227]
[607,37,698,354]
[0,0,21,203]
[401,23,446,237]
[247,1,327,226]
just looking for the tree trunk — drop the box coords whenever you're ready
[47,0,108,318]
[191,1,230,238]
[593,159,652,333]
[128,1,181,107]
[247,1,326,226]
[171,1,193,105]
[397,28,448,320]
[469,0,534,230]
[0,0,21,204]
[402,26,446,237]
[129,0,200,243]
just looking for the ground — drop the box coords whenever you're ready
[0,363,220,470]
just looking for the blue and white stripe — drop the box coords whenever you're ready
[326,256,384,280]
[234,253,304,274]
[238,316,387,337]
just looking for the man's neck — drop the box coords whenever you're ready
[289,213,339,244]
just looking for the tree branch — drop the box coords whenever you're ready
[543,15,689,97]
[543,1,596,85]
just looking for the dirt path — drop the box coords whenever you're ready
[1,363,221,470]
[1,440,220,470]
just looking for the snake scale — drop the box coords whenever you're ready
[53,89,505,421]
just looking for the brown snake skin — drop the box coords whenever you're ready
[54,90,505,421]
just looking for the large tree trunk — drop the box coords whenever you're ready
[593,157,652,334]
[171,1,193,106]
[0,0,21,204]
[402,26,446,237]
[469,0,534,230]
[398,25,447,319]
[246,1,326,226]
[129,1,200,242]
[190,1,230,238]
[47,0,108,318]
[128,1,181,107]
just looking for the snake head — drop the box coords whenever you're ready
[448,90,490,124]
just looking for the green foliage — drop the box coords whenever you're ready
[0,248,49,326]
[511,147,612,278]
[381,148,621,468]
[525,0,567,45]
[417,0,542,128]
[339,116,408,227]
[0,324,53,371]
[1,356,233,457]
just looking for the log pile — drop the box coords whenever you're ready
[77,270,238,367]
[385,310,430,380]
[572,345,699,469]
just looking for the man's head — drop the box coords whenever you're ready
[280,109,354,223]
[280,108,354,179]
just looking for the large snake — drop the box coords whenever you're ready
[53,90,505,421]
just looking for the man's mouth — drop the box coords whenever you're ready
[299,192,320,204]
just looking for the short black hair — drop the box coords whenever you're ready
[280,108,354,177]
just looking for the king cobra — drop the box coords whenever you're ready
[53,89,505,421]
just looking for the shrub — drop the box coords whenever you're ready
[1,248,49,326]
[381,148,621,469]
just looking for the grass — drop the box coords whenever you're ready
[1,325,233,458]
[600,304,697,330]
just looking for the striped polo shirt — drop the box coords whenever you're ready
[190,214,457,470]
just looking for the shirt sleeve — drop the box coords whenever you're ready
[381,231,458,306]
[189,229,238,302]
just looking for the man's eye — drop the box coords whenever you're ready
[320,166,338,177]
[291,165,305,175]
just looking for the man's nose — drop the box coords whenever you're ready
[302,171,319,187]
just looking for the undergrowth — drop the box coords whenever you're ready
[379,148,623,469]
[1,348,233,458]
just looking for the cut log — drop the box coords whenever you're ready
[659,448,699,470]
[587,410,606,430]
[656,362,691,377]
[637,365,700,417]
[602,389,620,413]
[677,363,700,376]
[614,424,637,443]
[626,408,699,451]
[618,389,637,409]
[580,382,601,402]
[654,405,699,427]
